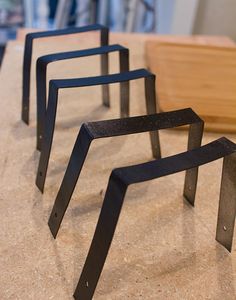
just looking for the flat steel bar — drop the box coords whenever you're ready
[21,24,109,124]
[145,74,160,158]
[36,68,159,193]
[216,152,236,252]
[183,121,204,206]
[36,44,129,150]
[74,137,236,300]
[48,108,203,238]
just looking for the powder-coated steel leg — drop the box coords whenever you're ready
[145,75,160,159]
[216,152,236,252]
[74,174,127,300]
[48,108,203,238]
[183,121,204,206]
[73,137,236,299]
[36,69,158,193]
[21,24,109,124]
[36,44,129,150]
[48,124,92,238]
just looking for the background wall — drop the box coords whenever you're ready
[193,0,236,40]
[157,0,236,41]
[157,0,175,34]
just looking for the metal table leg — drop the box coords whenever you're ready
[36,44,129,150]
[48,108,203,238]
[21,24,109,124]
[216,152,236,252]
[74,137,236,299]
[36,69,159,193]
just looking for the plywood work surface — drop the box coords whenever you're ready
[0,31,236,300]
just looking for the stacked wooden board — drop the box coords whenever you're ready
[146,39,236,132]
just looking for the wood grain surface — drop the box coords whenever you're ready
[146,40,236,132]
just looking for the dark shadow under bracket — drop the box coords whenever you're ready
[36,44,129,150]
[36,68,159,193]
[48,108,203,238]
[73,137,236,300]
[22,24,109,124]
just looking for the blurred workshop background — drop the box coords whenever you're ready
[0,0,236,65]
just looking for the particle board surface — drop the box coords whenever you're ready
[0,31,236,300]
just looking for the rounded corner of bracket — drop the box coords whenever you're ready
[49,79,58,90]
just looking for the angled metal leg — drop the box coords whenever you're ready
[21,24,109,124]
[145,75,160,159]
[100,26,110,107]
[36,69,157,193]
[36,44,129,150]
[119,48,130,117]
[183,121,204,206]
[36,59,47,150]
[48,108,203,238]
[36,83,58,193]
[74,137,236,299]
[216,152,236,252]
[48,124,92,238]
[74,173,127,300]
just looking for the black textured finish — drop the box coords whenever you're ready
[22,24,109,124]
[36,44,129,150]
[48,108,203,239]
[74,137,236,300]
[36,68,159,193]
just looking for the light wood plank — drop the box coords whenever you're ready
[146,40,236,132]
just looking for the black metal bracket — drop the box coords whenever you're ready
[36,44,129,150]
[36,68,159,193]
[48,108,203,238]
[21,24,109,124]
[73,137,236,300]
